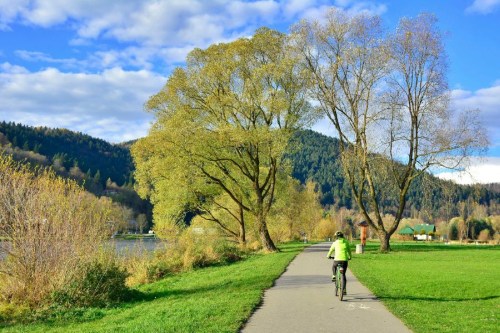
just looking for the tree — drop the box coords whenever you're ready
[132,28,315,251]
[293,10,488,251]
[136,213,148,234]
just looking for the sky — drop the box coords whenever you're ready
[0,0,499,184]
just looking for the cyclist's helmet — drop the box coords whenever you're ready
[335,231,344,238]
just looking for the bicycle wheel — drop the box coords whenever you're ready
[338,268,344,301]
[334,276,339,296]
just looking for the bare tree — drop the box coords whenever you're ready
[293,10,488,251]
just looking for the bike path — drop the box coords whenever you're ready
[241,242,412,333]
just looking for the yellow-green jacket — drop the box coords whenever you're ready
[327,238,352,261]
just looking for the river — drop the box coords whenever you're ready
[0,238,167,260]
[112,238,168,256]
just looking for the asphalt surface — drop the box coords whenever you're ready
[241,242,412,333]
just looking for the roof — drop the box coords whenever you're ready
[358,220,368,227]
[414,224,436,234]
[398,225,414,235]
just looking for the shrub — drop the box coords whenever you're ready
[0,155,128,307]
[478,229,491,242]
[0,302,29,323]
[126,223,246,284]
[145,261,172,282]
[52,260,129,308]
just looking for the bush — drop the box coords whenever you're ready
[125,225,246,285]
[51,260,130,308]
[0,302,29,323]
[0,155,128,307]
[146,261,172,282]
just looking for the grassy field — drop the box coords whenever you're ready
[0,243,308,333]
[349,242,500,333]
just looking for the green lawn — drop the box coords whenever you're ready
[349,242,500,333]
[0,243,308,333]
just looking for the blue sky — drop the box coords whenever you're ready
[0,0,499,184]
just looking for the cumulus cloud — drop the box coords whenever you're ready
[436,157,500,184]
[465,0,500,14]
[1,1,386,46]
[0,0,431,145]
[450,82,500,152]
[0,65,166,142]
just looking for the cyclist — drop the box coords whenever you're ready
[326,231,352,290]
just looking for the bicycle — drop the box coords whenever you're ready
[334,262,346,301]
[328,258,346,301]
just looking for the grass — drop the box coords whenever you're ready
[349,241,500,333]
[0,242,308,333]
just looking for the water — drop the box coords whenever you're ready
[111,238,167,256]
[0,238,167,261]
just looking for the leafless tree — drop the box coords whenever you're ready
[293,10,488,251]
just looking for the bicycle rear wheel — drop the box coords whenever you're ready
[339,275,344,301]
[334,277,339,296]
[338,267,344,301]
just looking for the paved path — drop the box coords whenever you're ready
[241,242,412,333]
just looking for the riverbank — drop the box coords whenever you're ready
[0,243,308,332]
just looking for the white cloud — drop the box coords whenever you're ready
[436,157,500,184]
[466,0,500,14]
[0,66,166,142]
[1,0,390,72]
[1,1,387,46]
[451,82,500,151]
[0,62,29,74]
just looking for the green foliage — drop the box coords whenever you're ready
[51,261,130,308]
[132,28,316,251]
[285,130,348,207]
[0,303,30,324]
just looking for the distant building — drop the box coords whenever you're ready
[413,224,436,241]
[398,224,436,241]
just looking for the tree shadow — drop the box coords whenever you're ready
[377,294,500,302]
[359,242,499,254]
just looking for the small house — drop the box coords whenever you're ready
[398,225,414,240]
[413,224,436,241]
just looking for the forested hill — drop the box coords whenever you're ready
[286,130,499,217]
[286,130,348,206]
[1,122,498,219]
[0,121,133,188]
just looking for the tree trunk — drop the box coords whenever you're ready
[239,204,246,246]
[259,224,277,252]
[239,222,246,246]
[257,211,277,252]
[378,230,391,253]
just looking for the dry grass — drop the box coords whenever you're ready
[0,154,125,307]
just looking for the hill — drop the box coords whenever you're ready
[1,122,498,221]
[0,121,132,186]
[0,121,149,221]
[286,130,500,219]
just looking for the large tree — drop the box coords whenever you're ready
[132,28,315,251]
[293,10,488,251]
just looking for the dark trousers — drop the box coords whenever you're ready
[332,260,348,288]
